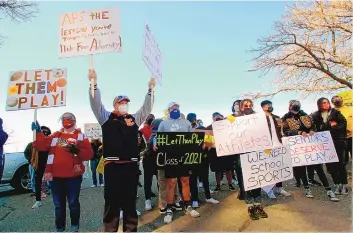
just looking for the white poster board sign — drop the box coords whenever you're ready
[282,131,339,167]
[240,145,293,191]
[84,123,102,139]
[142,23,162,85]
[212,114,272,156]
[59,7,122,58]
[6,68,67,111]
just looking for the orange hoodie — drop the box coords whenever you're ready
[33,129,93,178]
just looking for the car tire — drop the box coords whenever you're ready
[10,165,31,193]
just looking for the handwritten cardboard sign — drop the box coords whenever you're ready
[142,24,162,85]
[240,145,293,191]
[6,69,67,111]
[156,132,205,178]
[282,131,339,167]
[59,7,121,58]
[84,123,102,139]
[212,114,272,156]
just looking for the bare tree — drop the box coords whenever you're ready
[0,0,38,45]
[243,1,352,100]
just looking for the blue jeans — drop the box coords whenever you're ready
[51,176,82,232]
[29,165,35,192]
[90,159,103,186]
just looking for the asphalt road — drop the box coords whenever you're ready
[0,164,352,232]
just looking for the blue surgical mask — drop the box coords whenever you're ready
[170,109,181,119]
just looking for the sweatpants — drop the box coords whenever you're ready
[35,154,48,201]
[190,166,211,201]
[326,140,348,185]
[103,162,138,232]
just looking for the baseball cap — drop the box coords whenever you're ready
[167,102,180,109]
[113,95,130,105]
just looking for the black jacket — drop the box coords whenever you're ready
[282,110,313,136]
[265,114,283,143]
[90,141,102,160]
[311,108,347,141]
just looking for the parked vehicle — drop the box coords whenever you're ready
[0,152,30,192]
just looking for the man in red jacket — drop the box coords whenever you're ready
[32,112,93,232]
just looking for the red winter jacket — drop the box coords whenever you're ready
[33,129,93,178]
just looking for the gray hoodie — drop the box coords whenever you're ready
[153,117,192,146]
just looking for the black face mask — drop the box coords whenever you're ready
[147,119,154,125]
[267,106,274,113]
[333,101,343,107]
[243,108,254,115]
[291,105,301,112]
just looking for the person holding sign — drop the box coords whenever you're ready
[0,118,8,182]
[261,100,291,198]
[88,69,155,232]
[311,98,349,196]
[154,102,200,224]
[32,113,93,232]
[232,99,269,220]
[282,100,339,202]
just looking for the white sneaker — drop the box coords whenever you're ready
[278,188,291,197]
[327,190,340,202]
[185,206,200,218]
[305,189,314,198]
[198,182,203,188]
[136,210,141,216]
[145,200,152,211]
[91,185,97,188]
[164,209,173,224]
[267,189,276,199]
[100,184,105,187]
[192,201,199,208]
[206,198,219,204]
[333,185,341,195]
[32,201,42,209]
[120,210,123,220]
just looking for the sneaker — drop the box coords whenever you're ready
[237,192,245,200]
[305,189,314,198]
[192,201,199,208]
[213,186,221,192]
[248,206,259,220]
[91,185,97,188]
[334,185,341,195]
[145,200,152,211]
[267,189,276,199]
[32,201,42,209]
[309,179,322,186]
[120,210,123,220]
[341,185,349,195]
[100,184,104,187]
[159,207,167,214]
[136,210,141,216]
[206,198,219,204]
[278,188,291,197]
[172,203,183,211]
[327,190,340,202]
[185,206,200,218]
[198,182,203,188]
[41,193,47,199]
[164,209,173,224]
[229,184,236,191]
[255,205,268,218]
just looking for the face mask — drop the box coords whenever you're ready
[321,103,330,111]
[117,104,129,114]
[267,106,274,113]
[291,105,300,112]
[333,101,343,107]
[170,109,181,119]
[215,118,223,121]
[147,119,154,125]
[62,120,75,129]
[243,108,254,115]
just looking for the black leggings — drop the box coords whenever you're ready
[190,166,211,201]
[35,155,48,201]
[293,166,309,189]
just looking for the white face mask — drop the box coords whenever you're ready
[117,104,129,114]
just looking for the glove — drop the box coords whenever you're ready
[66,144,80,154]
[31,121,41,133]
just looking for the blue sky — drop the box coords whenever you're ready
[1,1,319,152]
